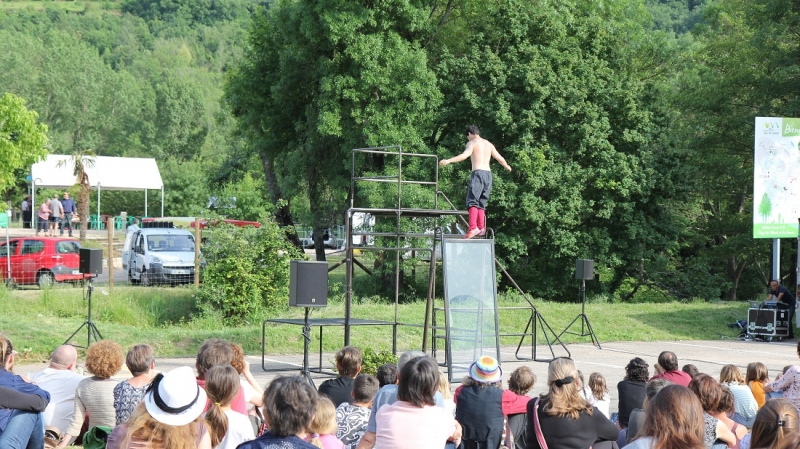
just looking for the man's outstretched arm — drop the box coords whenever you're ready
[440,142,474,167]
[492,147,512,171]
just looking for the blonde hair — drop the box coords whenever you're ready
[588,372,608,401]
[720,365,745,385]
[437,371,452,399]
[309,396,337,435]
[750,399,799,449]
[122,403,204,449]
[543,358,593,419]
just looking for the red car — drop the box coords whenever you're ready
[0,237,92,288]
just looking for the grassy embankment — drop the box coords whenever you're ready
[1,281,749,364]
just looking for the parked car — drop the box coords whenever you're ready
[302,229,338,249]
[0,237,91,288]
[122,227,198,286]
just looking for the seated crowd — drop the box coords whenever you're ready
[3,335,800,449]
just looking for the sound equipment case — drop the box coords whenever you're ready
[747,308,790,337]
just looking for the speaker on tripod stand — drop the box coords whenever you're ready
[289,261,328,385]
[557,259,601,348]
[65,248,104,348]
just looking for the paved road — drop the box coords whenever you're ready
[15,338,800,416]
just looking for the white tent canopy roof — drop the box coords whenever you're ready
[31,155,163,190]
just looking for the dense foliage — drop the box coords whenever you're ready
[2,0,799,305]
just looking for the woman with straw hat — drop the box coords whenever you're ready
[106,366,211,449]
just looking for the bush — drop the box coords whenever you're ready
[195,219,305,322]
[360,347,398,376]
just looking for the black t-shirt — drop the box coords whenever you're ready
[616,380,646,428]
[770,285,796,308]
[526,396,619,449]
[318,376,355,407]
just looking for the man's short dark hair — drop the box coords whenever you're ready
[658,351,679,372]
[263,376,318,436]
[397,356,438,407]
[196,338,233,379]
[465,124,480,136]
[335,346,362,377]
[353,373,380,403]
[376,363,397,387]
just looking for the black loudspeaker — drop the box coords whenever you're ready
[79,248,103,275]
[575,259,594,280]
[289,261,328,307]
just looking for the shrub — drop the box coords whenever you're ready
[195,219,305,322]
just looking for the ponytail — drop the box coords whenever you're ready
[203,365,239,447]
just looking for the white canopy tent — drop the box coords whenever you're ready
[30,155,164,219]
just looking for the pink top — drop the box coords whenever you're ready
[375,400,458,449]
[650,370,692,388]
[306,433,345,449]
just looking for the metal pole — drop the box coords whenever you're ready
[194,218,201,286]
[161,187,164,217]
[107,223,114,289]
[96,184,101,226]
[773,238,781,281]
[144,189,148,217]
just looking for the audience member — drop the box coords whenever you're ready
[336,374,379,449]
[114,344,156,425]
[622,379,671,446]
[653,364,665,376]
[0,335,51,449]
[455,356,507,449]
[740,398,798,449]
[58,339,123,448]
[588,373,611,418]
[746,362,770,408]
[236,376,319,449]
[203,365,255,449]
[454,358,530,416]
[622,384,705,449]
[30,344,85,434]
[776,431,800,449]
[106,366,211,449]
[374,356,461,449]
[713,387,749,448]
[437,371,456,417]
[319,346,362,407]
[720,365,758,428]
[195,338,247,415]
[683,364,700,378]
[618,357,649,430]
[686,374,737,448]
[650,351,692,387]
[355,351,446,449]
[307,396,345,449]
[507,366,536,449]
[764,344,800,410]
[230,343,264,409]
[376,363,397,388]
[526,357,618,449]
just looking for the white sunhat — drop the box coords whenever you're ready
[144,366,207,426]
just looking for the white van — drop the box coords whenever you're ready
[122,227,197,285]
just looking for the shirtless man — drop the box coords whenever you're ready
[439,125,511,238]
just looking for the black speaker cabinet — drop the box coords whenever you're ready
[575,259,594,280]
[79,248,103,275]
[289,261,328,307]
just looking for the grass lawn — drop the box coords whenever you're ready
[0,284,750,364]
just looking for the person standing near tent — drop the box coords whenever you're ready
[21,196,31,229]
[767,280,796,339]
[60,192,76,237]
[37,199,50,236]
[439,125,512,239]
[48,195,63,237]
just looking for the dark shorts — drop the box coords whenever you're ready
[466,170,492,209]
[49,216,58,223]
[37,218,49,232]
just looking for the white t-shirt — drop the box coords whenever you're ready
[206,409,255,449]
[588,392,610,419]
[240,378,258,404]
[30,368,85,434]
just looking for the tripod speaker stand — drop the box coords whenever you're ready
[557,259,601,349]
[64,277,104,349]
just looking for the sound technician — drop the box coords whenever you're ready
[767,280,796,339]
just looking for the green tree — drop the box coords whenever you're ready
[0,93,48,193]
[758,193,772,223]
[56,150,96,241]
[226,0,442,260]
